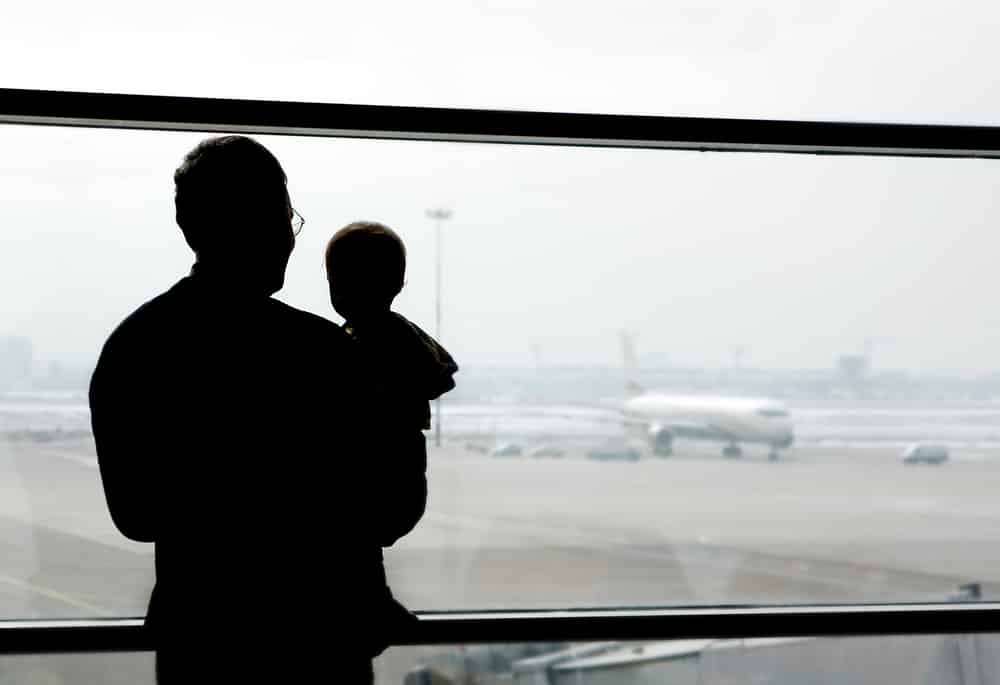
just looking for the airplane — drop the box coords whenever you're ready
[618,332,795,461]
[621,388,795,460]
[449,335,795,462]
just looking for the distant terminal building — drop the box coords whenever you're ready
[837,354,870,383]
[0,336,33,390]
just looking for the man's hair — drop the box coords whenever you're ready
[174,136,287,253]
[325,222,407,297]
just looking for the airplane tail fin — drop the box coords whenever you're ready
[619,330,645,397]
[626,379,645,397]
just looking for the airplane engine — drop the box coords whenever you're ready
[648,425,673,457]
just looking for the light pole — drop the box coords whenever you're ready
[426,208,452,448]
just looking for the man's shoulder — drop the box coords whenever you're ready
[90,280,192,402]
[264,300,360,380]
[265,298,350,344]
[100,280,189,350]
[263,300,363,409]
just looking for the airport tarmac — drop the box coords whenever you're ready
[2,436,999,615]
[391,443,1000,610]
[1,436,1000,681]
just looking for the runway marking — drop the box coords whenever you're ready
[0,573,111,616]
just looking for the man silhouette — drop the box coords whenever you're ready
[89,136,424,683]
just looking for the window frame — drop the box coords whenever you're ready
[3,86,1000,653]
[4,88,1000,157]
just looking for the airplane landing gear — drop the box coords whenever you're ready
[722,444,742,458]
[768,450,780,462]
[652,431,674,457]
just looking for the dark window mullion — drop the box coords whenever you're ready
[3,88,1000,157]
[3,604,1000,654]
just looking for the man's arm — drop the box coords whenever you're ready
[332,384,428,548]
[324,341,428,546]
[296,308,430,547]
[374,431,427,547]
[89,331,162,543]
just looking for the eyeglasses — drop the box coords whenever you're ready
[291,208,305,236]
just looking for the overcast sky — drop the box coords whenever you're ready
[3,1,1000,373]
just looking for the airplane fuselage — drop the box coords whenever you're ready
[622,394,795,452]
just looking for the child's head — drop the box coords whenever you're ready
[325,221,407,323]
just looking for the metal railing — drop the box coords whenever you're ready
[2,604,1000,655]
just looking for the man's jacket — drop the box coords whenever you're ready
[89,269,426,658]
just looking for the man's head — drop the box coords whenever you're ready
[174,136,295,295]
[325,221,407,323]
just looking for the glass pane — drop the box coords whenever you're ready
[3,123,1000,620]
[378,634,1000,684]
[4,0,1000,124]
[3,633,1000,684]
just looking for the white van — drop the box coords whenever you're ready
[902,443,949,465]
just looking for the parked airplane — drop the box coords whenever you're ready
[619,332,795,461]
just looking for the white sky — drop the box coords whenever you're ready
[5,0,1000,122]
[3,1,1000,373]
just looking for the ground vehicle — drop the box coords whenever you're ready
[491,442,523,457]
[902,443,949,465]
